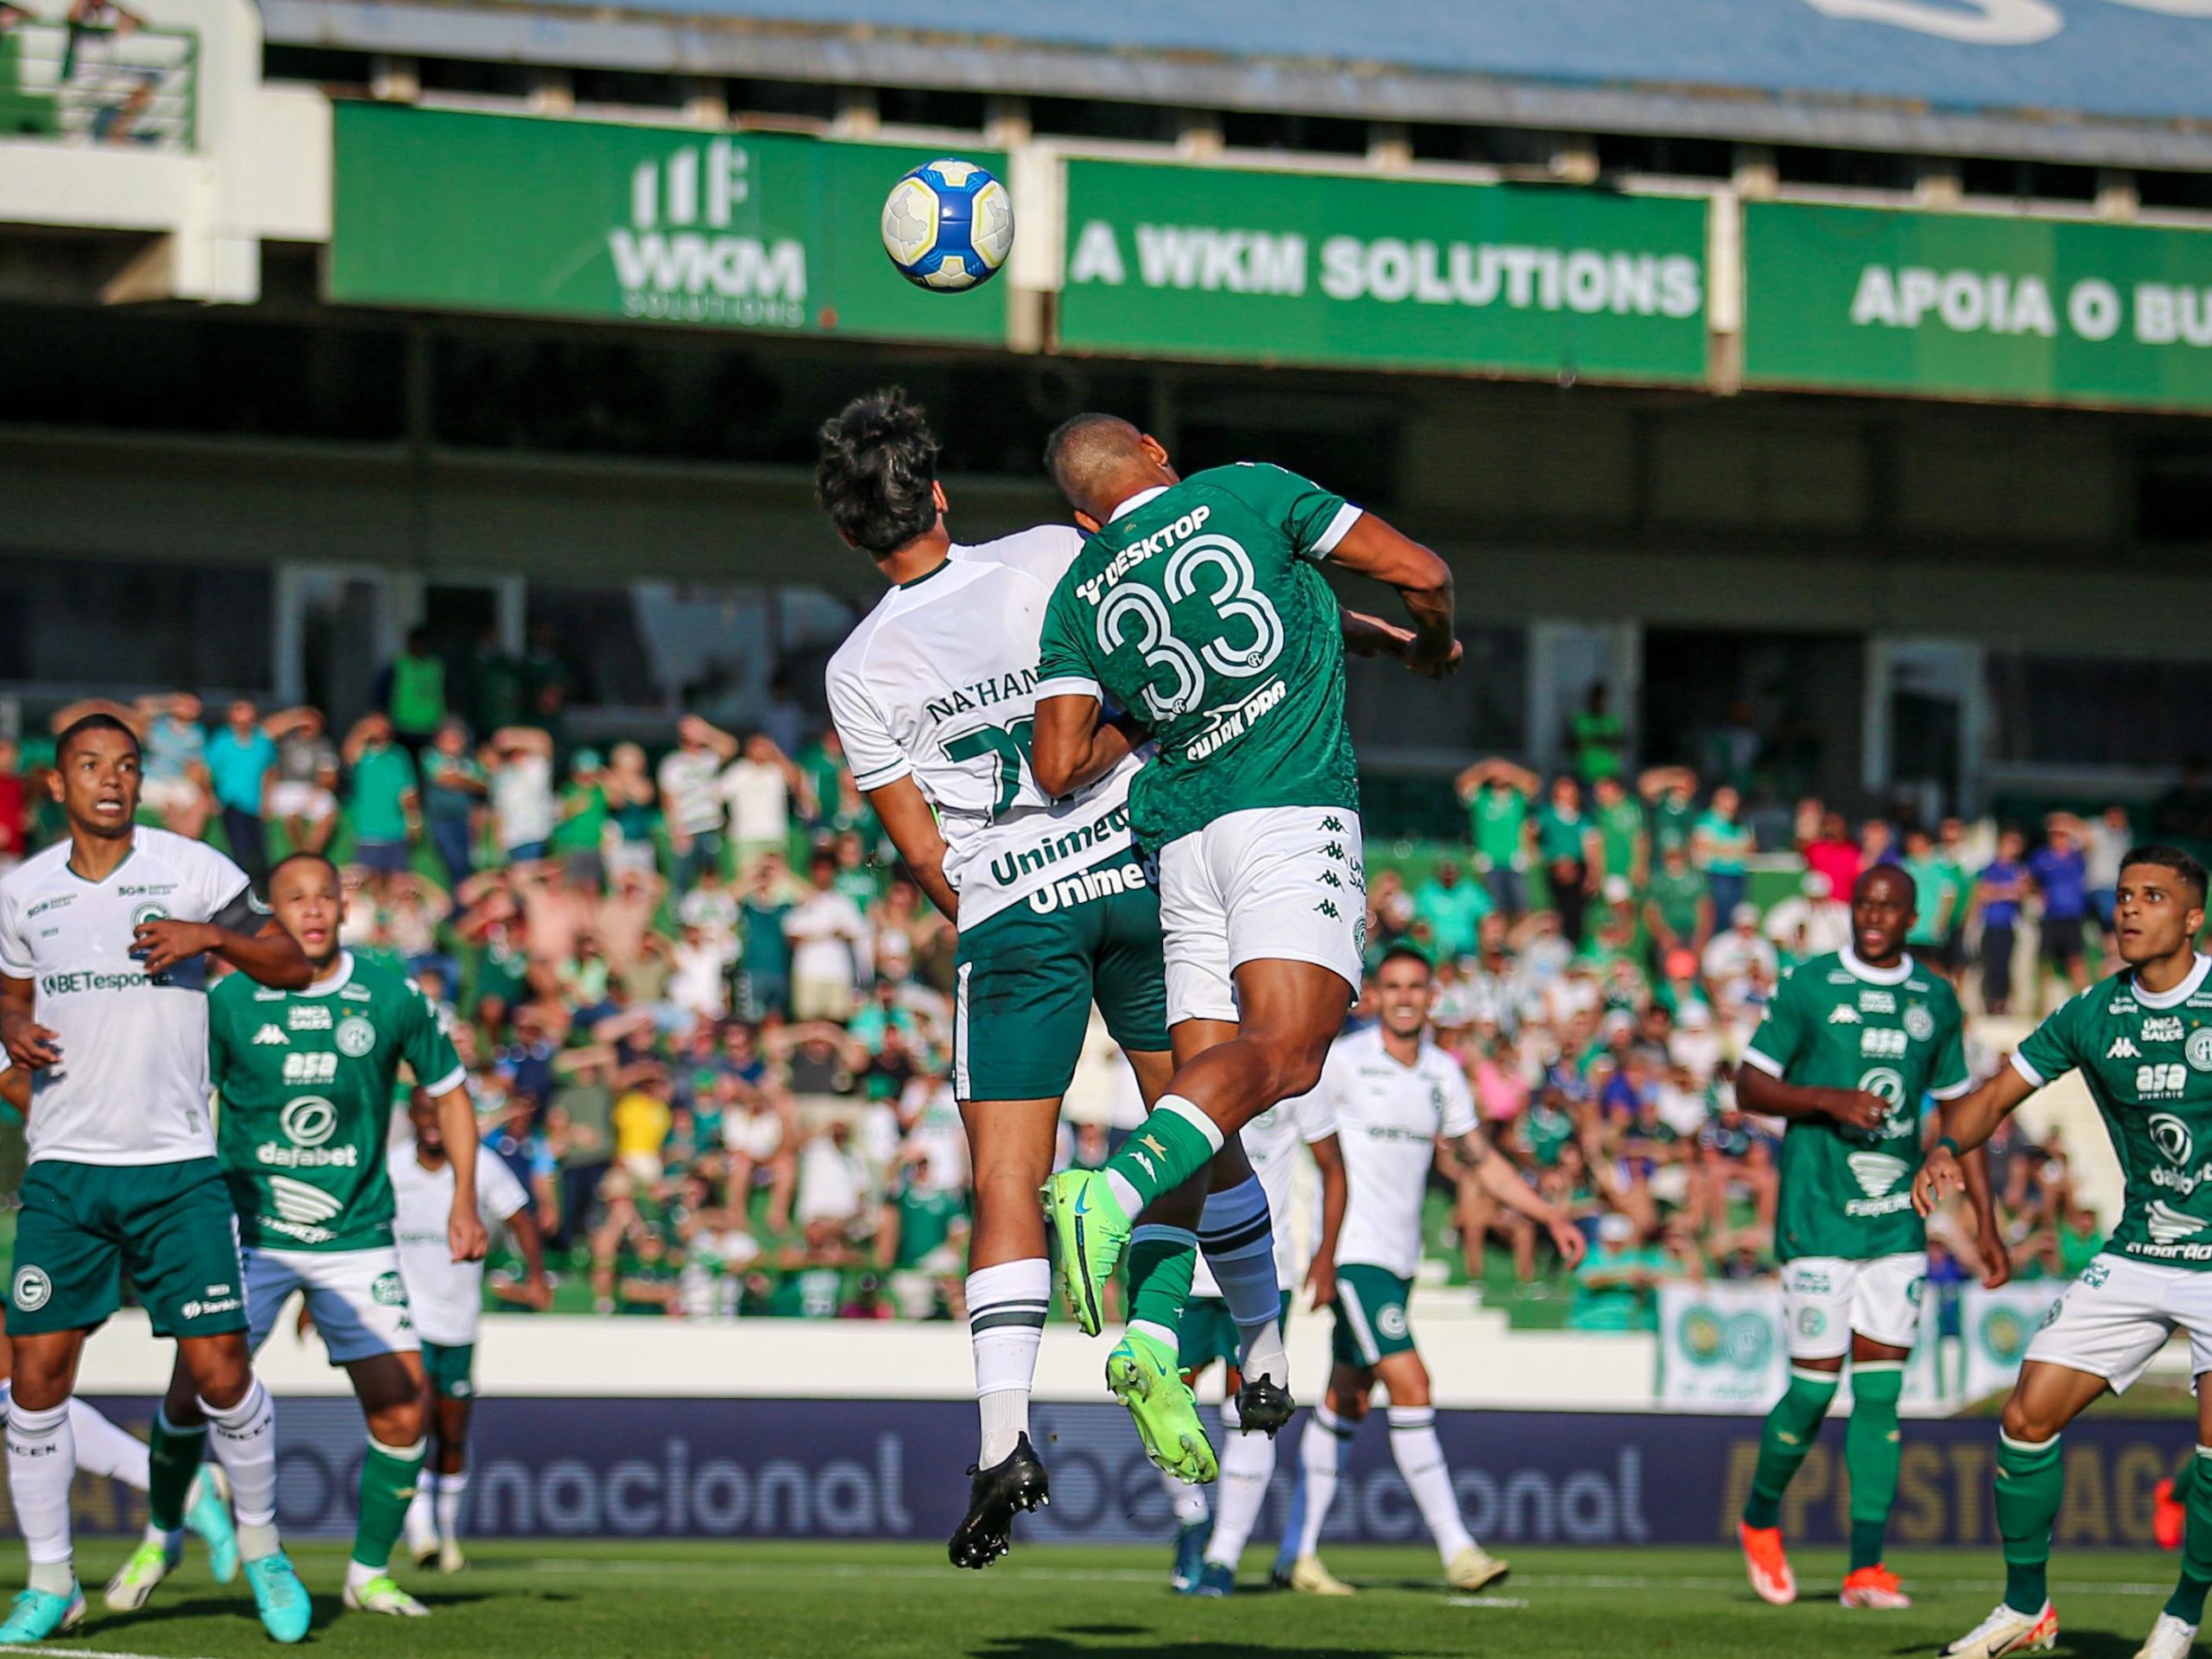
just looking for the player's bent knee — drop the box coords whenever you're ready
[1999,1395,2065,1445]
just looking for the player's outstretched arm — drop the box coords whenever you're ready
[433,1083,489,1263]
[1459,1131,1586,1265]
[136,911,315,990]
[1324,514,1458,678]
[1029,693,1108,799]
[1956,1142,2012,1287]
[505,1200,552,1309]
[1913,1064,2036,1216]
[862,778,959,922]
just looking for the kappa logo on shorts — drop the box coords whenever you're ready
[335,1016,376,1058]
[11,1268,50,1313]
[1316,900,1339,920]
[1376,1304,1410,1340]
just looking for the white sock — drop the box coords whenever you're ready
[1163,1462,1210,1526]
[200,1381,280,1559]
[1295,1405,1353,1560]
[404,1471,437,1552]
[1204,1395,1276,1569]
[67,1397,150,1491]
[8,1402,76,1593]
[1198,1178,1288,1389]
[436,1470,469,1544]
[967,1259,1050,1468]
[1389,1406,1473,1563]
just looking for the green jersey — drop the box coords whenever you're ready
[2015,959,2212,1269]
[208,951,466,1252]
[1651,792,1696,856]
[1595,797,1645,886]
[1744,949,1969,1262]
[1471,785,1529,873]
[1036,463,1359,851]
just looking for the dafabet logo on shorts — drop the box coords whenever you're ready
[11,1268,50,1312]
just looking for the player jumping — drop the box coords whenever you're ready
[1028,416,1459,1417]
[817,391,1253,1566]
[397,1087,551,1573]
[1920,846,2212,1659]
[0,714,315,1644]
[1279,947,1584,1596]
[1734,864,2005,1611]
[128,850,488,1621]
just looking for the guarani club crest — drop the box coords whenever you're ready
[610,139,807,327]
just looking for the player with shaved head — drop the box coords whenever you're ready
[1732,861,2005,1614]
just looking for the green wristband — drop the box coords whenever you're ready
[1936,1136,1961,1159]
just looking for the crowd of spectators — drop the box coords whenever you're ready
[0,663,2178,1338]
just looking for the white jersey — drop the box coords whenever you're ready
[0,829,257,1166]
[824,529,1143,929]
[1306,1024,1478,1279]
[391,1138,531,1347]
[1192,1087,1335,1299]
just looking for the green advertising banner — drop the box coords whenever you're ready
[1744,201,2212,411]
[1057,161,1708,383]
[329,103,1004,345]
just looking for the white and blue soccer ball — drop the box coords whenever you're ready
[880,158,1014,292]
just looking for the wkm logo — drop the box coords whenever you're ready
[610,138,806,327]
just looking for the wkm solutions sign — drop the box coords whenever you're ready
[329,103,1003,345]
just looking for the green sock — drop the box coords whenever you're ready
[147,1410,208,1534]
[2177,1450,2199,1510]
[353,1438,429,1573]
[1996,1431,2064,1615]
[1742,1367,1839,1529]
[1844,1363,1904,1572]
[1124,1225,1198,1344]
[1103,1099,1223,1216]
[2167,1446,2212,1624]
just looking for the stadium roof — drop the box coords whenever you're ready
[264,0,2212,168]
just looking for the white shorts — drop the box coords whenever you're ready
[1782,1251,1926,1360]
[2025,1251,2212,1394]
[245,1244,418,1364]
[268,781,336,823]
[1156,805,1366,1027]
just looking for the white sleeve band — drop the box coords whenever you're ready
[2009,1051,2048,1090]
[1739,1047,1785,1078]
[1033,675,1103,703]
[850,757,913,791]
[1311,502,1364,557]
[423,1065,469,1097]
[1929,1077,1977,1102]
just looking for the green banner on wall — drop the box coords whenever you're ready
[1744,201,2212,411]
[329,103,1005,344]
[1056,160,1708,383]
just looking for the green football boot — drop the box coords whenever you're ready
[103,1537,179,1612]
[0,1582,84,1643]
[245,1553,312,1643]
[1107,1328,1217,1485]
[187,1464,241,1585]
[1043,1169,1132,1338]
[343,1573,430,1618]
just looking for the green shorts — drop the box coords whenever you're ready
[422,1340,476,1401]
[9,1157,246,1340]
[952,858,1171,1102]
[1177,1289,1294,1376]
[1331,1263,1416,1369]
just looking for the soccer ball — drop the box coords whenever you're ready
[880,158,1014,292]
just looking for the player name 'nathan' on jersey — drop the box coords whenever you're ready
[2013,954,2212,1268]
[824,528,1144,929]
[0,828,263,1166]
[1295,1023,1477,1281]
[1035,463,1363,855]
[1742,947,1970,1263]
[209,950,465,1252]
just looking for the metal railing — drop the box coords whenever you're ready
[0,21,196,151]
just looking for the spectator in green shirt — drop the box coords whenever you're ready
[1536,774,1598,945]
[1690,784,1754,920]
[382,626,448,756]
[1412,858,1494,963]
[1640,765,1700,859]
[1591,773,1649,894]
[553,748,612,888]
[1901,825,1960,972]
[1570,683,1626,784]
[341,712,419,895]
[1643,842,1713,967]
[1454,756,1538,920]
[1569,1212,1671,1332]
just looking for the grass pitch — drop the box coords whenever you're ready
[7,1539,2188,1658]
